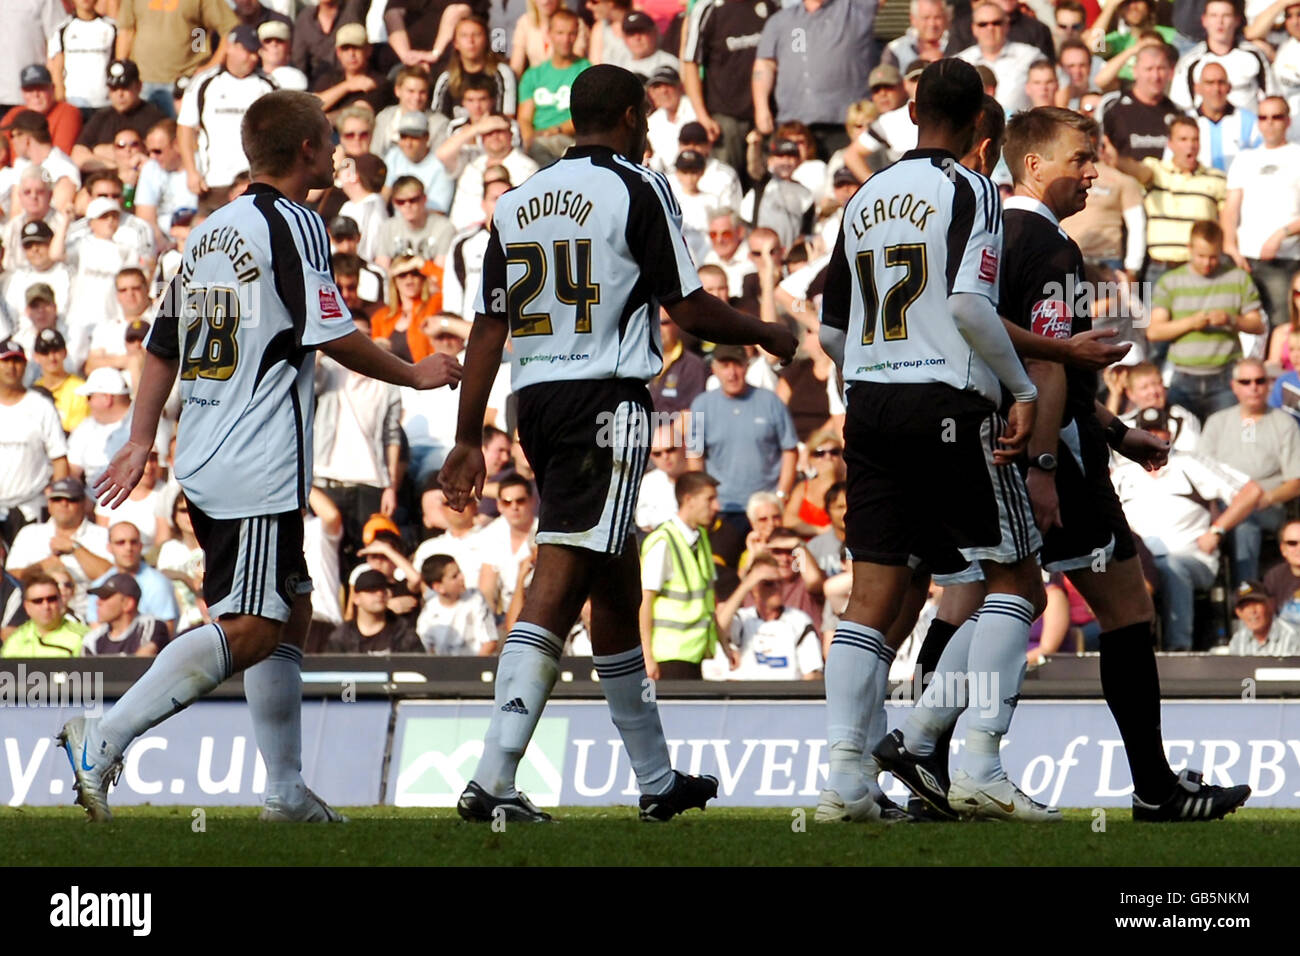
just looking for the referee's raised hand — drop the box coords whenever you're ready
[412,352,463,390]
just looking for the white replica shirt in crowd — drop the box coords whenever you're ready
[338,192,390,264]
[5,518,110,617]
[726,605,824,680]
[448,150,539,233]
[65,233,138,329]
[411,529,485,595]
[94,488,163,548]
[1226,143,1300,259]
[14,148,81,189]
[48,14,117,109]
[303,512,342,625]
[646,99,697,175]
[635,468,677,533]
[442,226,490,321]
[416,587,498,654]
[698,157,742,214]
[177,67,278,188]
[135,160,200,233]
[1171,42,1278,111]
[1112,452,1250,574]
[474,515,536,611]
[2,265,71,325]
[67,412,132,490]
[0,390,67,513]
[146,182,354,518]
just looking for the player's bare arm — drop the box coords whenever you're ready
[1094,400,1171,471]
[441,311,510,511]
[665,288,797,362]
[1004,320,1131,370]
[319,329,462,390]
[949,291,1038,462]
[95,351,180,509]
[1023,358,1067,530]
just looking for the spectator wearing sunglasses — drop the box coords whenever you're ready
[1263,518,1300,626]
[782,428,845,539]
[0,572,88,658]
[1200,357,1300,582]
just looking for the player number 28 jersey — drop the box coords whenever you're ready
[821,148,1005,404]
[147,183,355,519]
[476,145,701,391]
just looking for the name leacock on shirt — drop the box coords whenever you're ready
[848,192,937,239]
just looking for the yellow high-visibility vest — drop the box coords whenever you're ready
[644,519,717,663]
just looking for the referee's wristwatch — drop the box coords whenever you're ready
[1029,452,1058,472]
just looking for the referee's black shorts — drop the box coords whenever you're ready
[1030,415,1137,572]
[187,503,312,622]
[515,377,651,556]
[842,381,1040,570]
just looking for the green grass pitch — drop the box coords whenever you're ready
[5,806,1300,866]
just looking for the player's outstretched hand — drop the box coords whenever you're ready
[761,324,798,366]
[1118,427,1170,472]
[440,441,486,512]
[995,400,1036,464]
[413,352,463,390]
[1065,328,1131,371]
[94,439,153,509]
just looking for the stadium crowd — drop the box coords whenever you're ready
[4,0,1300,673]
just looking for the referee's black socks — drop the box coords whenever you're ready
[1098,622,1179,803]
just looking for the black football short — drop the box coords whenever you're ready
[1030,415,1137,572]
[188,503,312,622]
[515,378,651,555]
[842,382,1040,569]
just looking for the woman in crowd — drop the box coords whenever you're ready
[782,427,846,538]
[370,255,440,362]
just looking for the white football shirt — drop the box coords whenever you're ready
[476,145,702,391]
[146,183,355,518]
[821,148,1005,405]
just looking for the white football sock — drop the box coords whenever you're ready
[593,646,674,795]
[962,594,1033,782]
[473,622,561,798]
[861,702,888,783]
[903,614,977,756]
[244,643,305,803]
[97,622,233,757]
[825,621,888,801]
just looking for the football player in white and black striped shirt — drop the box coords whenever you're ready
[59,91,462,824]
[441,65,796,823]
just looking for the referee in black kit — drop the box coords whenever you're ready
[441,64,797,823]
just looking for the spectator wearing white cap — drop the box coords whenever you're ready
[314,22,394,119]
[70,60,167,170]
[1,219,71,331]
[383,111,456,214]
[57,199,141,357]
[48,0,118,114]
[66,367,133,489]
[5,478,112,619]
[0,65,83,156]
[447,112,536,232]
[177,26,277,194]
[82,572,170,656]
[645,66,695,174]
[0,336,69,529]
[257,20,309,92]
[134,119,199,250]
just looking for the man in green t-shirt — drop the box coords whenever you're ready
[1147,218,1264,422]
[517,9,591,165]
